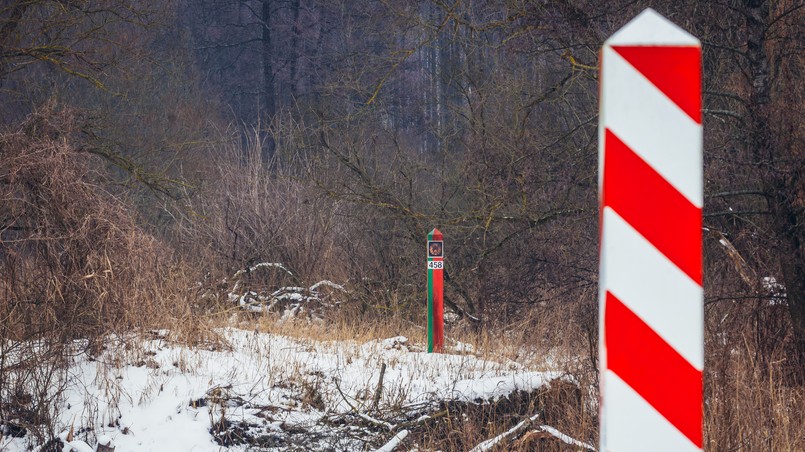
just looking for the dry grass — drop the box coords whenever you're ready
[0,104,206,440]
[705,348,805,451]
[704,302,805,451]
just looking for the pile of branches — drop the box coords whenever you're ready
[225,262,347,320]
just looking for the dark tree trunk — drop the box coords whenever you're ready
[776,209,805,378]
[261,0,276,161]
[744,0,805,378]
[261,0,275,119]
[289,0,301,100]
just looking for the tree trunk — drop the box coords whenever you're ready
[744,0,805,378]
[289,0,301,100]
[778,221,805,380]
[261,0,276,161]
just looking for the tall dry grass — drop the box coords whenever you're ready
[0,104,206,440]
[704,298,805,451]
[705,344,805,451]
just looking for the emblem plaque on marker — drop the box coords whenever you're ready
[427,241,443,258]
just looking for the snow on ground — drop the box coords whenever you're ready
[1,328,564,451]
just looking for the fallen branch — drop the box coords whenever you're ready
[310,280,346,291]
[333,377,358,412]
[535,425,596,451]
[232,262,294,279]
[469,413,540,452]
[358,412,394,431]
[389,408,447,432]
[373,429,408,452]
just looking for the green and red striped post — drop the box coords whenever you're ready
[427,228,444,353]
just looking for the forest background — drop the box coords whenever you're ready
[1,0,803,449]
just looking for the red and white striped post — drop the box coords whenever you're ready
[427,229,444,353]
[598,9,703,451]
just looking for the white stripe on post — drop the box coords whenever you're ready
[606,373,700,452]
[599,8,703,451]
[603,47,703,205]
[603,208,703,368]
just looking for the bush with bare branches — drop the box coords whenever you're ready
[0,103,196,440]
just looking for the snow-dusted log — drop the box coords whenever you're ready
[468,413,540,452]
[358,412,394,431]
[373,430,408,452]
[232,262,294,278]
[537,425,596,451]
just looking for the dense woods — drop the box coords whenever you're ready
[1,0,804,449]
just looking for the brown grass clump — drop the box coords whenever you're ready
[0,103,186,342]
[0,104,203,440]
[705,346,805,451]
[704,300,805,451]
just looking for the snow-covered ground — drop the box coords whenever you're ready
[1,328,589,451]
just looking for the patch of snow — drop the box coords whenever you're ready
[96,434,113,447]
[1,328,560,451]
[762,276,786,305]
[375,336,410,351]
[452,341,475,354]
[448,372,561,403]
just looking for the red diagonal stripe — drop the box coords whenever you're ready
[605,291,703,448]
[611,46,701,124]
[603,129,702,285]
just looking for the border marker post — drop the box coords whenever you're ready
[427,229,444,353]
[598,8,703,451]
